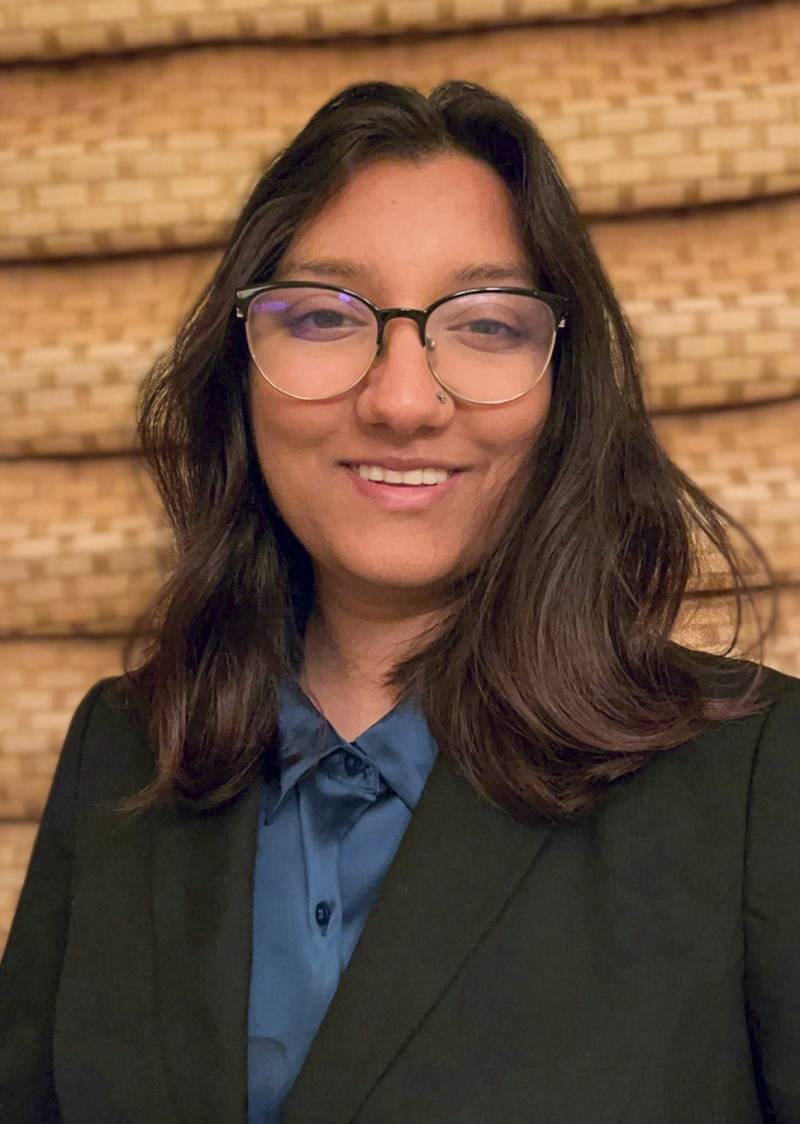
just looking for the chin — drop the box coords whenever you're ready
[360,565,450,587]
[334,554,455,590]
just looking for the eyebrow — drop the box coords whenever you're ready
[275,257,535,287]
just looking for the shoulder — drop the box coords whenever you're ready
[738,662,800,816]
[698,656,800,783]
[60,673,155,805]
[61,673,150,753]
[692,654,800,764]
[669,645,800,750]
[599,655,800,830]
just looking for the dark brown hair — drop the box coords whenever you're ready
[114,79,778,824]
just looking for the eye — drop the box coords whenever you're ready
[290,307,354,332]
[458,317,522,340]
[276,296,372,340]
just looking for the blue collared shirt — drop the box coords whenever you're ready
[247,678,439,1123]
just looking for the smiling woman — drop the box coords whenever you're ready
[1,80,799,1124]
[244,154,561,645]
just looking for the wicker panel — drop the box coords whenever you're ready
[4,194,799,458]
[671,582,800,672]
[0,457,171,637]
[0,637,127,820]
[0,823,37,957]
[0,252,209,457]
[0,579,798,956]
[653,399,800,588]
[2,0,798,259]
[0,0,741,63]
[0,398,797,642]
[594,195,800,414]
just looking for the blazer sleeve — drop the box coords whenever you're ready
[743,674,800,1123]
[0,678,108,1124]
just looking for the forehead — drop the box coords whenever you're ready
[278,154,534,289]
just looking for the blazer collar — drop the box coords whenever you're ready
[151,748,558,1123]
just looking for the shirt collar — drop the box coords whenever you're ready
[263,678,438,822]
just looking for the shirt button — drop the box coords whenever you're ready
[344,752,363,776]
[315,900,332,927]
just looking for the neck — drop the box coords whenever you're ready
[302,579,445,696]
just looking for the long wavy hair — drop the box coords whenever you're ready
[113,78,778,824]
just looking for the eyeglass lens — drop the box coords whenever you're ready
[245,286,557,403]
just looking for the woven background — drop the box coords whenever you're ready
[3,2,800,259]
[0,0,741,62]
[1,0,799,951]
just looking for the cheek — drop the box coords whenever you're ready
[249,381,299,502]
[249,368,310,466]
[486,374,552,465]
[248,375,340,537]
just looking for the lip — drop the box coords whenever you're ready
[343,465,465,510]
[340,459,467,472]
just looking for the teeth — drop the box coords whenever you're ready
[353,464,452,485]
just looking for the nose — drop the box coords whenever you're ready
[359,316,449,418]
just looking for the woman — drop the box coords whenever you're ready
[1,79,798,1123]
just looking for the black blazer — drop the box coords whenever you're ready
[2,660,799,1123]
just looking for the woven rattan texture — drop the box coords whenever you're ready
[0,254,199,457]
[653,401,800,588]
[591,196,800,413]
[0,457,171,637]
[2,605,788,789]
[0,583,797,933]
[0,0,741,62]
[2,0,800,955]
[0,638,125,820]
[0,824,36,954]
[1,398,797,638]
[4,195,799,458]
[2,0,798,260]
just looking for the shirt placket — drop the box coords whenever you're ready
[298,748,381,973]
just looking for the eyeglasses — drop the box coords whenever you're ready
[234,281,568,406]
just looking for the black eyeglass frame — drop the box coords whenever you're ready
[234,280,569,405]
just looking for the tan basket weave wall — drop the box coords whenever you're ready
[0,459,170,638]
[590,196,800,412]
[3,195,799,459]
[0,0,742,63]
[0,255,196,459]
[0,824,36,954]
[1,575,798,950]
[2,0,799,260]
[1,401,798,644]
[0,639,127,821]
[0,575,794,824]
[2,0,799,952]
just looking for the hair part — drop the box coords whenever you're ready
[111,79,778,825]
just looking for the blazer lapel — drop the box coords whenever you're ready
[282,751,558,1124]
[150,777,262,1124]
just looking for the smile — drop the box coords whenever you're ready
[343,465,465,510]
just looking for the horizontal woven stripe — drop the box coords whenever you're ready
[0,397,797,640]
[593,195,800,414]
[653,400,800,591]
[0,637,126,820]
[2,0,797,259]
[0,252,185,458]
[0,456,170,639]
[0,583,797,835]
[0,0,742,64]
[2,194,798,459]
[0,824,38,955]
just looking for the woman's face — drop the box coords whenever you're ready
[248,152,552,609]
